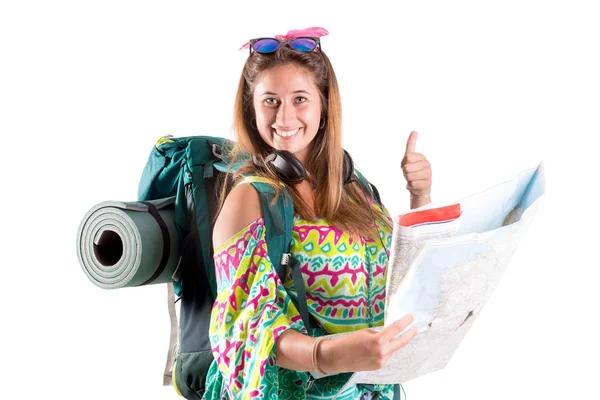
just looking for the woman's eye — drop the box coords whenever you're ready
[264,97,306,106]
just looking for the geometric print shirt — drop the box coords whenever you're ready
[204,197,397,400]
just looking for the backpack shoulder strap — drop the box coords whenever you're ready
[235,176,293,279]
[236,176,314,332]
[163,282,178,386]
[353,168,382,205]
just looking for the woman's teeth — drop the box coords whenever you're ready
[274,128,300,137]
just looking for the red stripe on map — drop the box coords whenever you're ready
[398,203,461,227]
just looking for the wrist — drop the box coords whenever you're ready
[317,337,335,374]
[410,190,431,199]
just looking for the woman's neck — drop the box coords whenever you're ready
[293,180,316,215]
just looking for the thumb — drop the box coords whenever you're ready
[405,131,418,154]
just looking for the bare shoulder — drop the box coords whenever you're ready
[212,181,263,251]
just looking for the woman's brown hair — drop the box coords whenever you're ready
[215,44,392,241]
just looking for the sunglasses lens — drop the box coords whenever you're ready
[253,38,279,53]
[289,38,317,52]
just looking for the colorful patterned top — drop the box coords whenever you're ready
[203,195,396,400]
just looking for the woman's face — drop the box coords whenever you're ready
[252,63,322,165]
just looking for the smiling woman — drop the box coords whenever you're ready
[204,27,432,400]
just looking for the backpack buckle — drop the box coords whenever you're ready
[171,256,182,282]
[281,253,291,266]
[212,144,223,159]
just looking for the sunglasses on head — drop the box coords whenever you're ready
[248,37,321,55]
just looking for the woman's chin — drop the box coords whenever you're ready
[272,138,302,154]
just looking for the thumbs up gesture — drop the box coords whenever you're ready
[401,131,432,198]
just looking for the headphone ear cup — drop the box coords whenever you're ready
[342,149,355,185]
[267,150,307,183]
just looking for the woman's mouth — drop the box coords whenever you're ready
[273,127,301,139]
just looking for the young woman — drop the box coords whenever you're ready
[206,27,433,400]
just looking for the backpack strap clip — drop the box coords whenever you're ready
[212,143,223,159]
[280,253,292,266]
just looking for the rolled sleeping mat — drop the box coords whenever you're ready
[76,196,180,289]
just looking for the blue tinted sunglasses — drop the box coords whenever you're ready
[248,37,321,56]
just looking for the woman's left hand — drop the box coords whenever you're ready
[401,131,432,197]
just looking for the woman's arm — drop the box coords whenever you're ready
[211,181,309,397]
[276,314,418,374]
[275,329,318,372]
[214,183,321,374]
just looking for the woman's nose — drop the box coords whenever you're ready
[275,103,296,127]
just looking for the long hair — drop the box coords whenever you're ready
[215,44,392,241]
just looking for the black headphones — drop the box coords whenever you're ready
[252,149,355,185]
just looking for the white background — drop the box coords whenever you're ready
[1,1,597,399]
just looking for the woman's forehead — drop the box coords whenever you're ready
[255,64,317,94]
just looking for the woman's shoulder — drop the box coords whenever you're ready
[212,180,263,251]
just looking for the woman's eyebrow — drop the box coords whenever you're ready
[260,90,312,96]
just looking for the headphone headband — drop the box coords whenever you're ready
[252,150,355,185]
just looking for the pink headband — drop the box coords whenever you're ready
[239,26,329,50]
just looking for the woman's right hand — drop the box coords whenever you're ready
[320,313,418,373]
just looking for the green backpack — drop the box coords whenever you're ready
[137,135,384,399]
